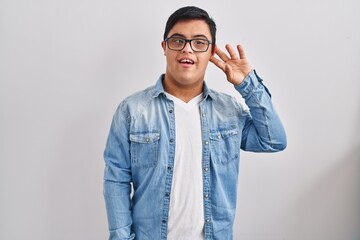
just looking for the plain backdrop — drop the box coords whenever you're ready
[1,0,359,239]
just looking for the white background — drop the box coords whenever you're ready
[1,0,359,239]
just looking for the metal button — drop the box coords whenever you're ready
[204,194,209,198]
[205,141,209,145]
[145,138,150,143]
[204,167,209,172]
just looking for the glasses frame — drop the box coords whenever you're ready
[164,36,212,53]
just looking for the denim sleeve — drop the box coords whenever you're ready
[234,70,287,152]
[103,102,135,240]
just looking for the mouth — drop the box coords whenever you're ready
[178,58,195,66]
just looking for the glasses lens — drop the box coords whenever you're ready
[168,37,186,50]
[191,39,209,52]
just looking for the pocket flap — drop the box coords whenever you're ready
[130,132,160,144]
[209,128,238,141]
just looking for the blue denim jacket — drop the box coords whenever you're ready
[103,70,286,240]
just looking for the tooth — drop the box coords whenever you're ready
[180,59,193,63]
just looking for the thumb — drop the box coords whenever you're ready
[225,64,234,82]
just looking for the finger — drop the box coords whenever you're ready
[237,44,247,59]
[225,44,239,60]
[210,56,226,72]
[214,46,230,62]
[224,64,234,81]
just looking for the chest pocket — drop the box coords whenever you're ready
[209,128,239,165]
[130,132,160,168]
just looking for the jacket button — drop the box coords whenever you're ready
[204,194,209,198]
[204,167,209,172]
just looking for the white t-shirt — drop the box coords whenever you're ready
[165,92,205,240]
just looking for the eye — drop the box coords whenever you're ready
[172,38,185,44]
[193,39,207,45]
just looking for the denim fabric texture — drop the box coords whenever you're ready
[103,70,287,240]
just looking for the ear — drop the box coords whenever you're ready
[211,44,217,56]
[161,41,166,56]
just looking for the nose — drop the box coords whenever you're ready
[182,41,193,53]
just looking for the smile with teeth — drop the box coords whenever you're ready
[179,59,194,64]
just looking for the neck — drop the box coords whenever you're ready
[163,75,204,103]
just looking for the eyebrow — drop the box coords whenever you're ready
[170,33,209,39]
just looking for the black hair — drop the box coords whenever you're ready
[163,6,217,45]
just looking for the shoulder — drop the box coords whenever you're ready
[115,85,156,119]
[207,87,249,117]
[123,85,155,104]
[208,88,236,102]
[208,88,240,108]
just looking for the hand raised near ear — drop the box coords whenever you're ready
[210,44,252,85]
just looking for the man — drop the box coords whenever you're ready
[103,6,286,240]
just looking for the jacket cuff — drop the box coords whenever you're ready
[234,70,271,98]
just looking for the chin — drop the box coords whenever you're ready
[176,74,201,85]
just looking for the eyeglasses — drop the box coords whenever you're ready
[165,36,212,52]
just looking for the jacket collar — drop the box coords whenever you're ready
[152,74,215,101]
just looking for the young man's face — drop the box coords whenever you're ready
[162,20,214,90]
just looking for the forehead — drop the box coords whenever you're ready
[168,19,211,39]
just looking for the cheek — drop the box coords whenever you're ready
[164,50,173,61]
[198,55,211,68]
[165,53,179,69]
